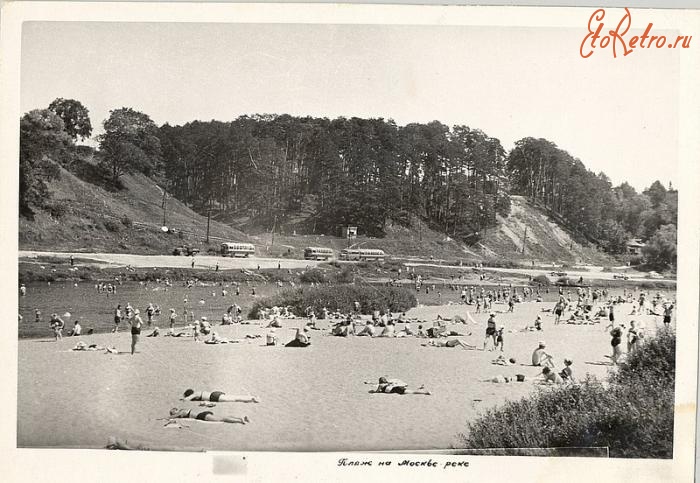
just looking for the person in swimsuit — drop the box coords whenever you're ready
[541,366,564,384]
[663,304,674,326]
[483,313,497,350]
[559,359,575,383]
[182,389,259,403]
[285,327,311,347]
[366,377,431,395]
[169,407,248,424]
[113,305,123,333]
[129,309,143,355]
[422,338,476,349]
[49,313,65,341]
[609,327,623,364]
[531,342,554,367]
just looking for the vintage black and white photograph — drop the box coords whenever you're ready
[4,3,699,480]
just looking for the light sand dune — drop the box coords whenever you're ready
[17,300,669,451]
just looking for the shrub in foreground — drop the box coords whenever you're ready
[249,284,417,318]
[456,329,675,458]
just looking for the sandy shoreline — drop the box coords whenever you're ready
[17,298,670,451]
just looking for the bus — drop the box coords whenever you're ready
[339,248,386,261]
[304,247,334,261]
[220,242,256,258]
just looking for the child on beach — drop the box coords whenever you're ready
[49,313,65,341]
[495,327,504,352]
[559,359,575,383]
[540,366,564,384]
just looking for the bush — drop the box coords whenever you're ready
[334,266,355,284]
[104,219,122,232]
[456,330,676,458]
[531,274,550,286]
[46,202,68,219]
[299,269,327,284]
[249,284,417,319]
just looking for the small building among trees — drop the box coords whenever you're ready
[626,238,646,256]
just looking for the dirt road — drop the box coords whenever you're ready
[18,250,321,270]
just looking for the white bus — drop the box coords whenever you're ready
[339,248,386,261]
[304,247,334,260]
[220,242,256,257]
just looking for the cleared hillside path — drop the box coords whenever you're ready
[19,250,321,270]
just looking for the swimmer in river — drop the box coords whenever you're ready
[364,377,431,395]
[168,408,248,424]
[181,389,259,403]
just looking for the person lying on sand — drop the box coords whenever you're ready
[165,327,191,337]
[72,341,117,352]
[481,374,528,383]
[364,377,431,395]
[492,355,517,366]
[146,327,160,337]
[182,389,258,403]
[204,332,234,344]
[169,407,249,424]
[422,338,476,349]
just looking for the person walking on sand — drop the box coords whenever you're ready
[129,309,143,355]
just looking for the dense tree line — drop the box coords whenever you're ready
[157,115,511,238]
[507,138,677,267]
[18,99,678,268]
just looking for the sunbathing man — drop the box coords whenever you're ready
[181,389,258,403]
[422,338,476,349]
[169,407,249,424]
[72,341,116,352]
[531,342,555,367]
[365,377,431,395]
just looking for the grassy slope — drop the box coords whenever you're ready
[19,167,251,254]
[19,170,614,265]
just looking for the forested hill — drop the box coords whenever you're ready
[19,102,678,268]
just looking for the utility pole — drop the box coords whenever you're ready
[522,226,528,254]
[161,188,167,227]
[271,214,278,247]
[206,198,211,244]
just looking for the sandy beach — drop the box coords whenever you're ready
[17,297,670,451]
